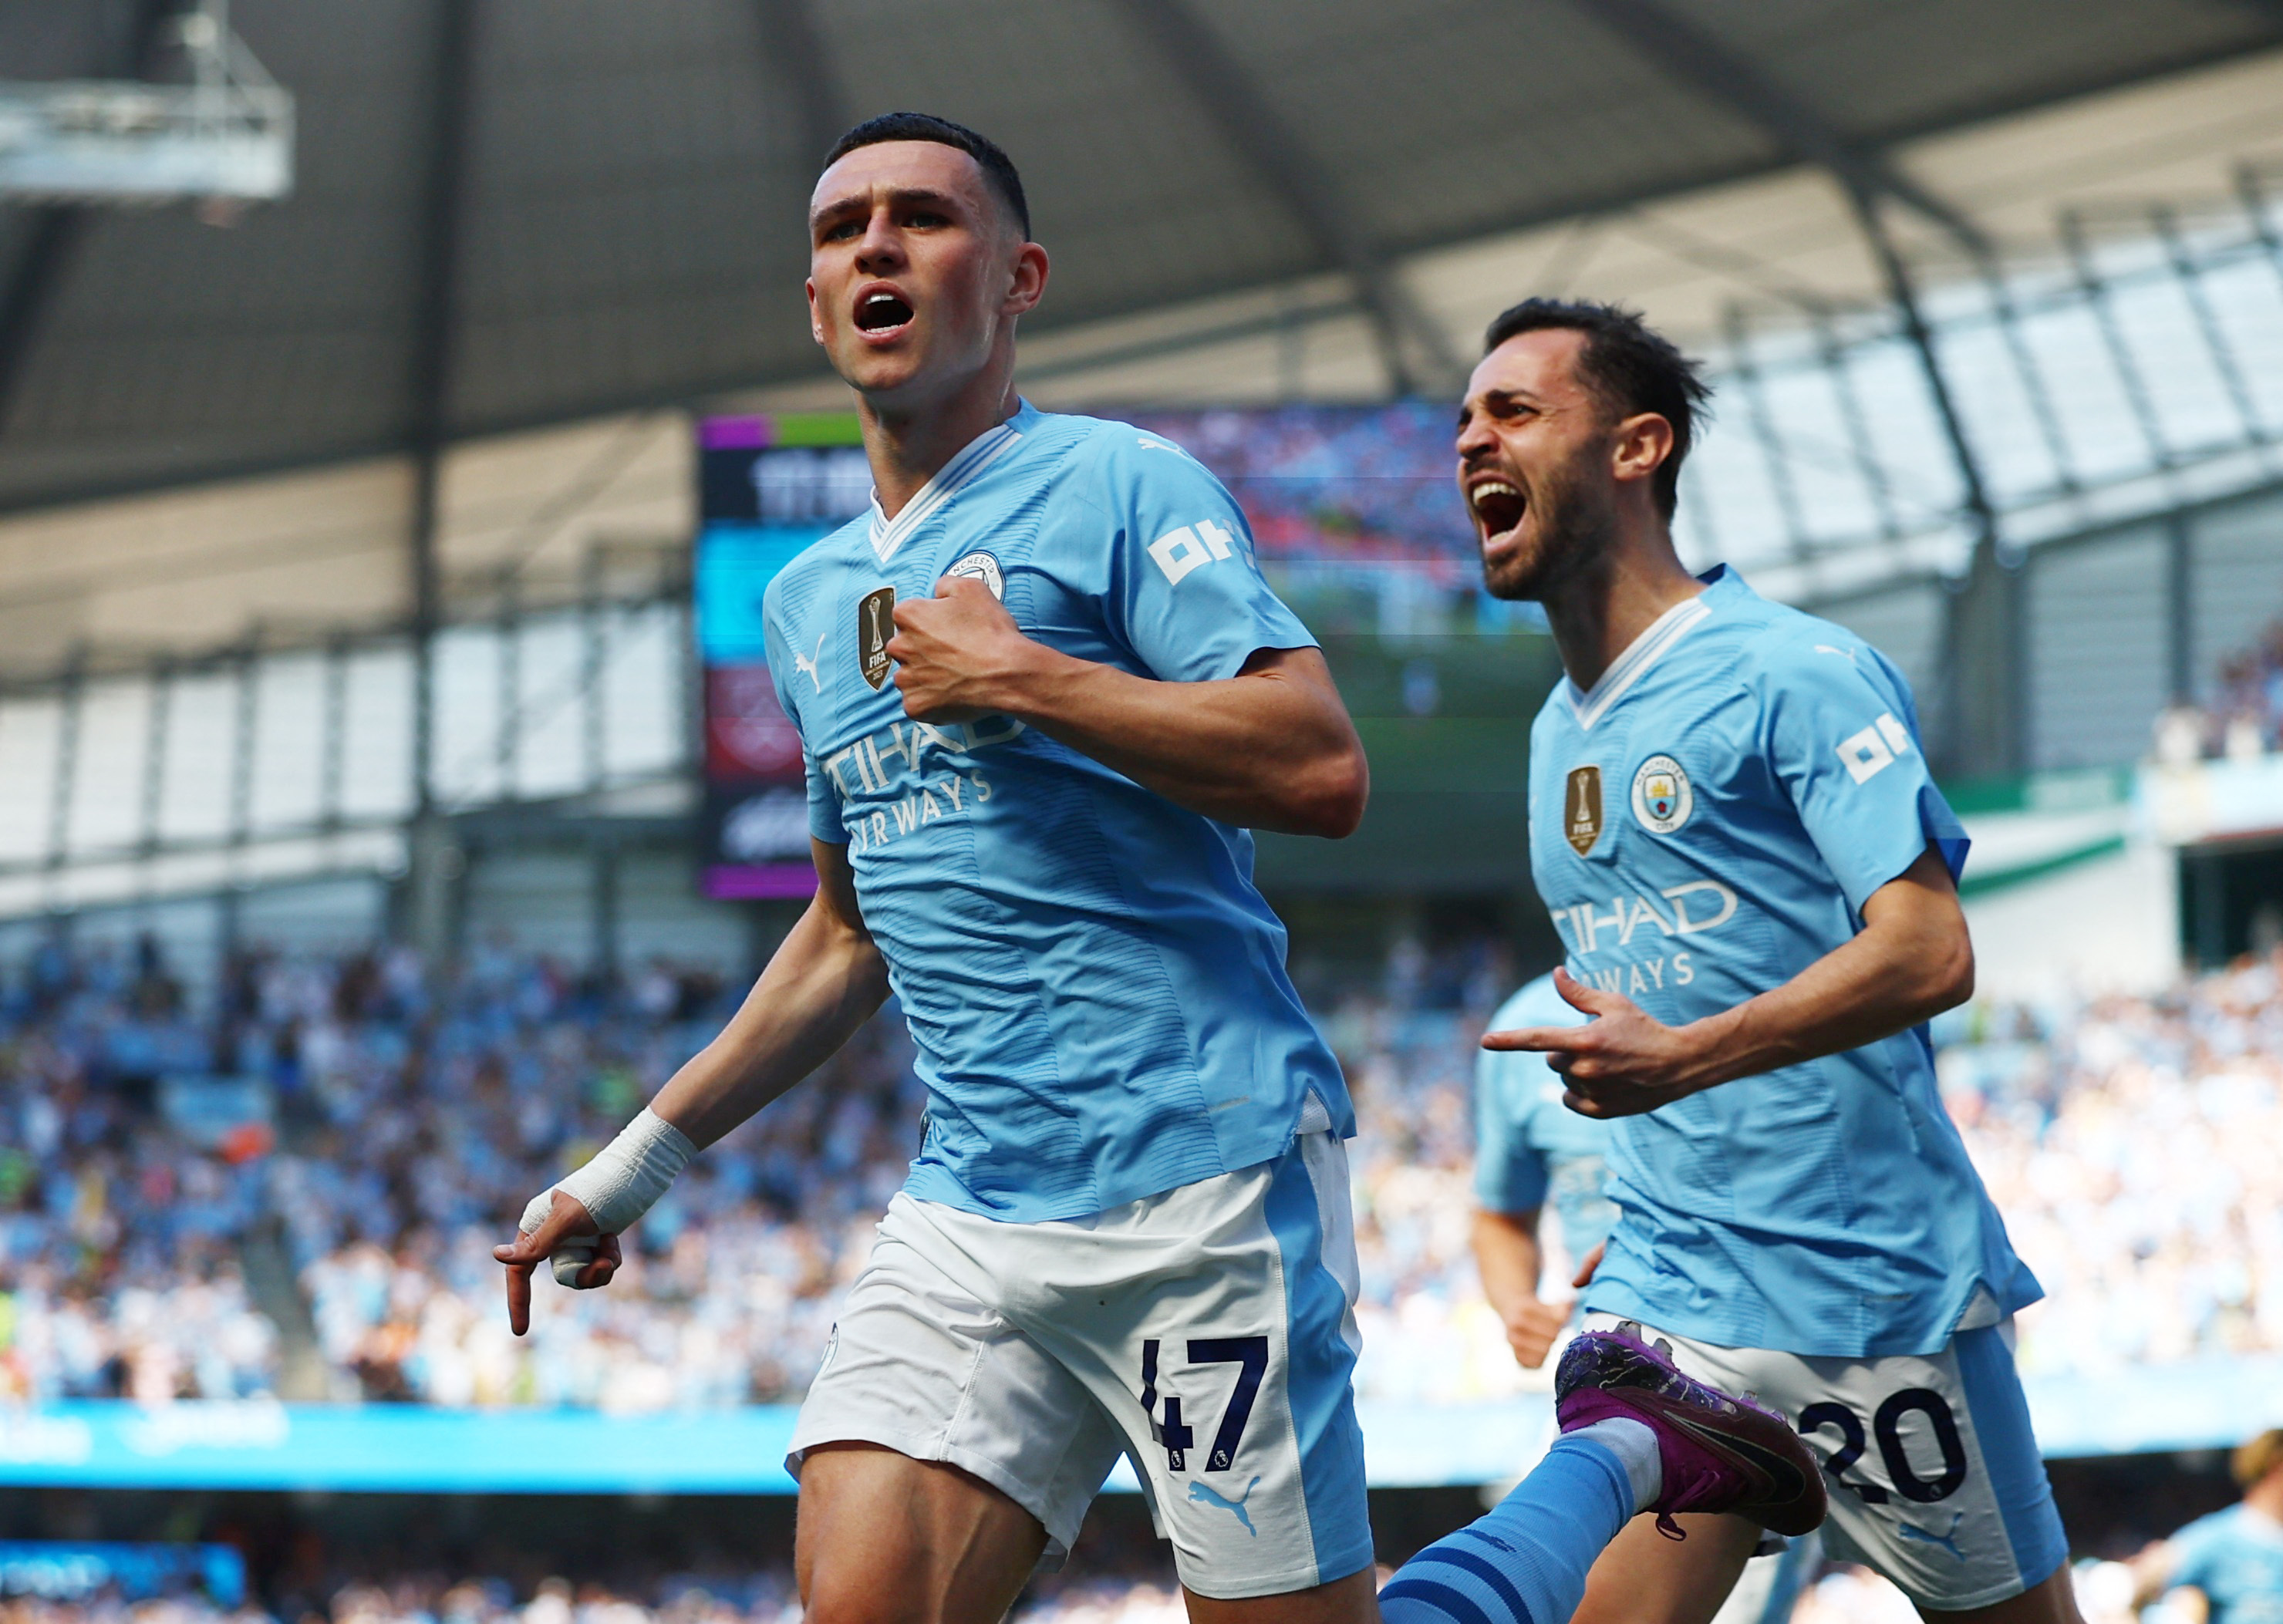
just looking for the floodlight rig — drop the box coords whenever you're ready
[0,0,293,206]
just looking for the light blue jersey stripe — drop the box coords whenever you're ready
[1263,1143,1372,1586]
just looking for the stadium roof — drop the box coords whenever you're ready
[5,0,2283,514]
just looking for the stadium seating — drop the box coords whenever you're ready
[6,933,2283,1413]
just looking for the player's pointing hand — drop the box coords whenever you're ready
[1482,965,1711,1119]
[886,574,1049,725]
[493,1189,620,1336]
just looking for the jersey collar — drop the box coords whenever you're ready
[866,400,1035,565]
[1561,568,1730,730]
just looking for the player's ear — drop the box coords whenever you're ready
[806,276,824,345]
[1002,240,1048,317]
[1610,412,1673,490]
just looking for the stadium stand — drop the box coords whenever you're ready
[8,927,2283,1411]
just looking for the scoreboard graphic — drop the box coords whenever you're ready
[695,413,867,900]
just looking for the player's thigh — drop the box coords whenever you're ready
[789,1207,1130,1588]
[1568,1511,1763,1624]
[1798,1325,2069,1613]
[795,1440,1049,1624]
[1913,1564,2085,1624]
[1029,1133,1376,1604]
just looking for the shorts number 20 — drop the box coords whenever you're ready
[1800,1388,1968,1504]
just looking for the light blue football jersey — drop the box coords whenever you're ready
[2171,1506,2283,1624]
[1528,566,2040,1358]
[1474,973,1617,1258]
[761,401,1354,1222]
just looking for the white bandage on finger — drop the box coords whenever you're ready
[516,1107,696,1291]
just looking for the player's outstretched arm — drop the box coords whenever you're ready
[1472,1206,1570,1368]
[886,577,1367,837]
[493,841,890,1332]
[1485,844,1973,1117]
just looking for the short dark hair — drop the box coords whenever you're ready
[821,112,1031,241]
[1482,298,1711,521]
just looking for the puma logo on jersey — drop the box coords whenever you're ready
[1187,1476,1262,1536]
[792,628,828,693]
[1837,713,1914,784]
[1148,520,1237,585]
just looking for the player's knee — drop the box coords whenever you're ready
[802,1560,919,1624]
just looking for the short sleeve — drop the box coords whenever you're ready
[2165,1517,2221,1592]
[761,576,845,846]
[1474,1046,1553,1214]
[1760,637,1968,913]
[1091,431,1316,682]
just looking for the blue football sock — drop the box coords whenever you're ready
[1378,1432,1641,1624]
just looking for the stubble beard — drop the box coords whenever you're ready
[1479,456,1617,603]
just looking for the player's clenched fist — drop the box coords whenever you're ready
[1500,1295,1573,1370]
[886,574,1048,724]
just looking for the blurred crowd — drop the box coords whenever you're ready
[2156,614,2283,762]
[6,925,2283,1407]
[1939,950,2283,1376]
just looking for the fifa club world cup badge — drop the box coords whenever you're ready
[946,550,1004,600]
[858,586,895,690]
[1565,765,1604,857]
[1631,753,1694,834]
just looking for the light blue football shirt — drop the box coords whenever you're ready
[1528,566,2040,1358]
[761,401,1354,1222]
[2172,1506,2283,1624]
[1474,973,1617,1259]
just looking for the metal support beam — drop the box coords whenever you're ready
[2167,510,2195,706]
[319,634,347,831]
[0,212,87,436]
[1849,193,1999,544]
[1845,192,2019,776]
[1722,305,1811,561]
[1581,0,1988,258]
[1808,309,1900,541]
[408,0,477,814]
[2151,203,2269,463]
[754,0,849,164]
[46,645,86,877]
[2058,209,2172,472]
[140,655,174,857]
[406,0,478,960]
[1103,0,1462,396]
[496,568,520,799]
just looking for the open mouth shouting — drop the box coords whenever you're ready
[853,283,916,341]
[1468,475,1527,545]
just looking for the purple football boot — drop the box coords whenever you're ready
[1555,1329,1828,1539]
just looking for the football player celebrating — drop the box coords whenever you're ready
[500,122,1823,1624]
[1461,298,2075,1624]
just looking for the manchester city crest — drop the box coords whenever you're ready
[858,585,895,690]
[946,550,1004,600]
[1631,753,1693,834]
[1564,765,1603,857]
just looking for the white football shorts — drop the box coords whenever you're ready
[1582,1311,2069,1611]
[788,1130,1374,1600]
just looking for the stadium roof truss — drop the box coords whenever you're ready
[2,0,2282,516]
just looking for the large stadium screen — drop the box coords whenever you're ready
[696,412,868,900]
[694,401,1489,898]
